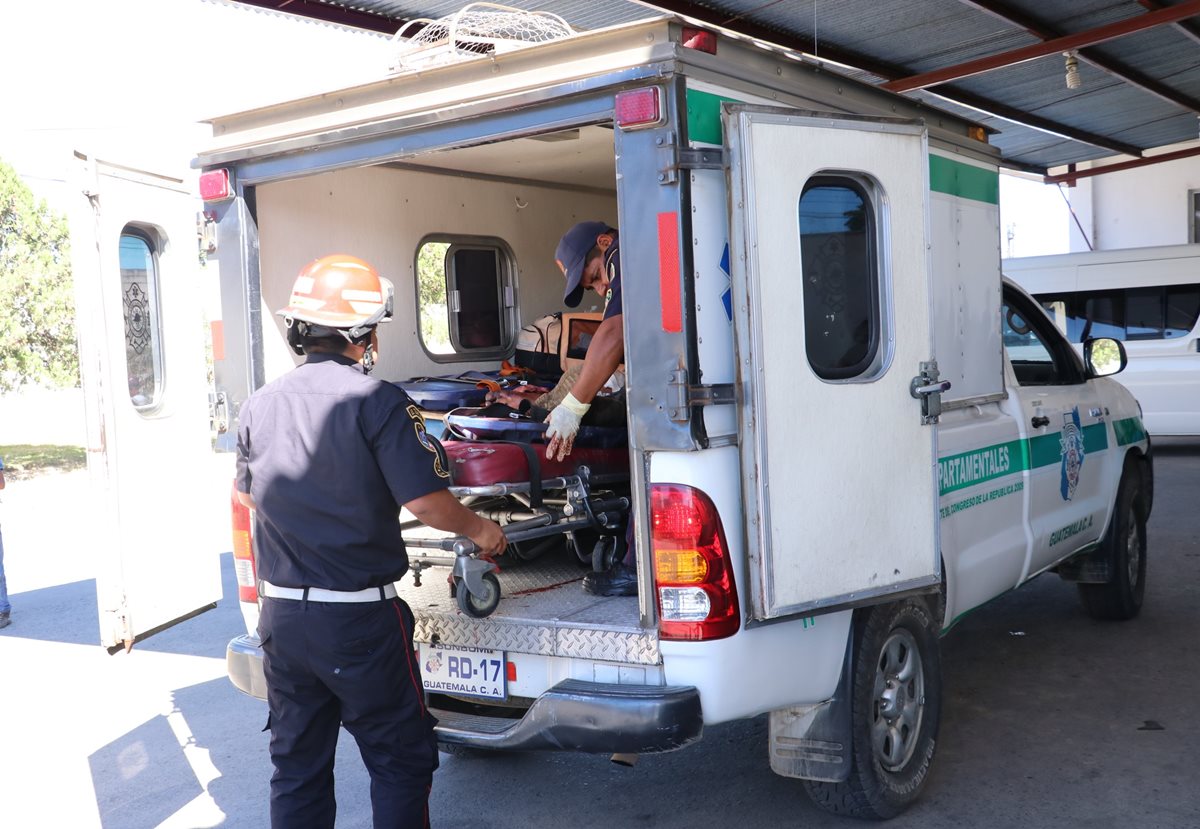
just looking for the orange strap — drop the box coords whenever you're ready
[499,360,536,378]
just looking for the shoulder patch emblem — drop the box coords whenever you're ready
[407,404,449,479]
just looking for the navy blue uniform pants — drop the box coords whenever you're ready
[259,595,439,829]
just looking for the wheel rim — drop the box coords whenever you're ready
[871,628,925,773]
[1125,505,1141,588]
[471,577,499,611]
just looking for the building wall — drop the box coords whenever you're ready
[1068,140,1200,252]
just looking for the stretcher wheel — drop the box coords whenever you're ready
[592,536,619,573]
[456,572,501,618]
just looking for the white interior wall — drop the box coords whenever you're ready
[257,165,617,383]
[1069,141,1200,251]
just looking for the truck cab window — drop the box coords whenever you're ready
[416,236,516,362]
[1002,290,1080,386]
[119,228,165,411]
[797,176,881,381]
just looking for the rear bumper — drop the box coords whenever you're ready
[432,680,703,753]
[227,634,270,700]
[226,635,703,754]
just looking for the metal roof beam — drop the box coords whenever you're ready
[643,0,1144,161]
[1139,0,1200,45]
[230,0,404,34]
[1045,144,1200,184]
[884,0,1200,92]
[958,0,1200,114]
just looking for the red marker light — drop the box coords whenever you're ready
[682,27,717,54]
[615,87,663,130]
[199,168,232,202]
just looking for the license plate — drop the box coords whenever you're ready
[418,644,507,700]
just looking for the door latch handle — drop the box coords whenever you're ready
[911,380,951,397]
[910,361,950,425]
[1031,415,1050,428]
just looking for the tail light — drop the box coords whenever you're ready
[651,483,740,641]
[231,481,258,603]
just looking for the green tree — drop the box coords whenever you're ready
[0,159,78,391]
[416,241,452,353]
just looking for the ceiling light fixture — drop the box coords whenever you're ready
[1064,51,1081,89]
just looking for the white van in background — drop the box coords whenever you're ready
[1005,244,1200,436]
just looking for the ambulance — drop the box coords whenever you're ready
[77,9,1153,819]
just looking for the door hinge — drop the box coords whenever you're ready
[677,147,725,170]
[656,130,726,185]
[910,361,951,426]
[667,369,736,421]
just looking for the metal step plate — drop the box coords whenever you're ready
[400,552,660,666]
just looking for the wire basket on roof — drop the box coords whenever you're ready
[390,3,578,72]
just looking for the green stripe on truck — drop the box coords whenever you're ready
[940,422,1113,497]
[684,88,999,204]
[1112,416,1147,446]
[927,155,999,204]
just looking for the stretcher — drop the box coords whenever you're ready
[401,408,630,618]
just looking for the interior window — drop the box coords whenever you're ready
[119,229,165,412]
[1003,294,1076,386]
[797,176,881,381]
[415,236,516,361]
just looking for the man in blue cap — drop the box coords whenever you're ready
[549,221,636,596]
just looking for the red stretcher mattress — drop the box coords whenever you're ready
[443,440,629,486]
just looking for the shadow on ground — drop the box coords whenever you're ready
[0,553,241,659]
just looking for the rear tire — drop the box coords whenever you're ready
[1078,465,1147,621]
[803,599,941,820]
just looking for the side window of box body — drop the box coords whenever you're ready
[797,175,885,382]
[415,236,517,362]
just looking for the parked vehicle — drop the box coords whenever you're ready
[1005,243,1200,436]
[79,11,1152,819]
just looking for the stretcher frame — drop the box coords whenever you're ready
[401,465,629,617]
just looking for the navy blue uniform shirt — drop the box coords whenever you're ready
[235,352,449,591]
[602,239,622,321]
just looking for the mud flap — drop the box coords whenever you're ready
[768,633,853,782]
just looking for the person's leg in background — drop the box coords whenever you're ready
[0,526,11,628]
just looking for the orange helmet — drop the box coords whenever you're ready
[277,254,394,340]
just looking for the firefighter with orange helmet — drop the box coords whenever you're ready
[236,255,506,829]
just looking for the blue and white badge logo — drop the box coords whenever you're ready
[1059,407,1085,501]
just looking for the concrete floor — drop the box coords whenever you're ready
[0,441,1196,828]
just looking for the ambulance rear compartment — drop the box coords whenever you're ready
[242,122,700,750]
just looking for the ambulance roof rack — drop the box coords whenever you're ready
[389,3,578,74]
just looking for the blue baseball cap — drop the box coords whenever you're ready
[555,221,610,308]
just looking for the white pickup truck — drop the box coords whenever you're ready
[173,13,1152,820]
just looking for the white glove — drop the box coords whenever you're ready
[603,369,626,394]
[545,393,590,461]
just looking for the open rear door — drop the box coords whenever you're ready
[725,108,942,622]
[70,152,221,652]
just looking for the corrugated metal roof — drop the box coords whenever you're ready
[234,0,1200,174]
